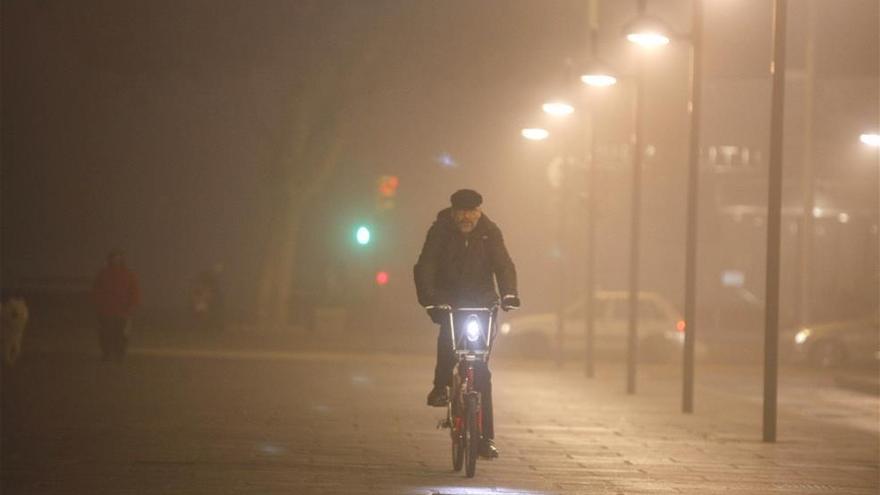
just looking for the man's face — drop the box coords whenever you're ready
[452,207,482,233]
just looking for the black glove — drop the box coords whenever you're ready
[501,295,521,312]
[425,304,451,325]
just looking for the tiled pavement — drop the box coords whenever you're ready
[2,344,877,494]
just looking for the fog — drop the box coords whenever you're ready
[4,2,876,342]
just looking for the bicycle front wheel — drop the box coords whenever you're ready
[464,394,479,478]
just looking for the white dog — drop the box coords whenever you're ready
[1,298,30,367]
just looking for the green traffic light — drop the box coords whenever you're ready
[355,226,371,245]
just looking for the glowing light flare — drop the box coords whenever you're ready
[355,226,371,245]
[860,133,880,147]
[627,32,670,46]
[465,317,481,342]
[581,74,618,87]
[676,320,686,333]
[500,322,512,335]
[377,175,399,198]
[521,128,549,141]
[375,271,389,286]
[795,328,811,345]
[542,101,575,116]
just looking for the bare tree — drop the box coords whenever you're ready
[255,4,396,330]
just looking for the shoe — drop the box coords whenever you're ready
[479,439,499,459]
[426,386,448,407]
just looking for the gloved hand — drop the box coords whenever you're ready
[425,304,451,324]
[501,295,521,312]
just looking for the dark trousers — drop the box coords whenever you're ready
[97,316,129,360]
[434,324,495,439]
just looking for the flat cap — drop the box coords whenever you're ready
[450,189,483,209]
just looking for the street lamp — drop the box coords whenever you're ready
[617,0,703,406]
[860,132,880,147]
[542,101,575,116]
[624,15,673,47]
[521,128,550,141]
[581,74,618,87]
[581,61,618,87]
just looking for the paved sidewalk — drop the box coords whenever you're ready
[485,361,878,495]
[3,345,877,494]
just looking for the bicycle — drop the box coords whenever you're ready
[437,304,497,478]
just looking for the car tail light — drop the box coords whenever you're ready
[676,320,686,333]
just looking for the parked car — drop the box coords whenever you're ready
[792,316,880,368]
[499,291,704,361]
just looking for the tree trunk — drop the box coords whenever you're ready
[253,4,404,331]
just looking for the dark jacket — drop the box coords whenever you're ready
[414,208,518,307]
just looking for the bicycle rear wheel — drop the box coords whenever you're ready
[451,427,464,471]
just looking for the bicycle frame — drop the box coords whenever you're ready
[442,305,497,477]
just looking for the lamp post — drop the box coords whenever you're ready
[523,93,585,367]
[623,0,703,408]
[578,1,654,393]
[620,0,663,395]
[681,0,704,415]
[542,99,577,367]
[579,0,616,379]
[763,0,788,444]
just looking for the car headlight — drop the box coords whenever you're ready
[794,328,811,345]
[465,317,481,342]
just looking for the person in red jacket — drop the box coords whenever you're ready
[93,249,140,361]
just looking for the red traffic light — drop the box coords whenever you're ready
[375,271,389,286]
[378,175,399,198]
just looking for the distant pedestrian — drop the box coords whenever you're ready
[1,297,30,367]
[190,263,225,332]
[93,249,140,361]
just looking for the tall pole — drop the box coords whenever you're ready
[627,55,645,395]
[584,0,600,379]
[798,0,816,329]
[585,117,597,378]
[763,0,788,444]
[556,161,568,368]
[682,0,704,414]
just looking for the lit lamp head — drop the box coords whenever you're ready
[624,15,672,47]
[860,132,880,147]
[542,101,575,117]
[580,61,618,87]
[521,128,549,141]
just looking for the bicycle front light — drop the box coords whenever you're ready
[465,316,481,342]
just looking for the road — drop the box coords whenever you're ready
[2,342,878,494]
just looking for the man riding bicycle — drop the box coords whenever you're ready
[413,188,520,459]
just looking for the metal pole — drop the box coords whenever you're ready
[627,60,645,395]
[585,115,597,379]
[798,0,816,329]
[682,0,704,414]
[763,0,788,444]
[585,0,600,379]
[556,162,567,368]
